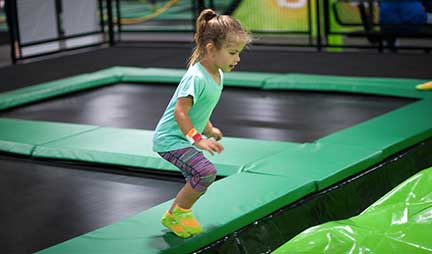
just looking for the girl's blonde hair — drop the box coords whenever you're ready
[188,9,251,67]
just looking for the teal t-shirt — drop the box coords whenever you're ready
[153,62,224,152]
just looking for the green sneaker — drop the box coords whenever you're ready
[416,81,432,90]
[171,205,203,235]
[161,212,191,238]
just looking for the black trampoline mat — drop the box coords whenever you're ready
[0,83,415,142]
[0,154,183,254]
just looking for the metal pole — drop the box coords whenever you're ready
[197,0,205,13]
[115,0,122,42]
[322,0,330,48]
[97,0,105,33]
[316,0,322,51]
[54,0,65,49]
[192,0,205,31]
[106,0,115,46]
[6,0,21,63]
[5,0,15,63]
[191,0,196,31]
[307,0,312,45]
[54,0,63,36]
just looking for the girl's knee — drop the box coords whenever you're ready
[200,166,217,185]
[193,165,217,192]
[205,165,217,180]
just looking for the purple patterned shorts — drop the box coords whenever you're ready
[158,147,217,192]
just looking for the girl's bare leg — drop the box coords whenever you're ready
[169,181,202,213]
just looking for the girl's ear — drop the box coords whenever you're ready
[205,42,215,55]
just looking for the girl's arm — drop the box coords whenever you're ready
[203,121,223,141]
[203,121,214,137]
[175,96,224,155]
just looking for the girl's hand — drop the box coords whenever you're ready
[210,127,223,141]
[195,138,224,155]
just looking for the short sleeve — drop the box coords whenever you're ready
[177,75,204,104]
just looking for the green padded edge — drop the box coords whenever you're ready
[244,99,432,189]
[0,118,98,155]
[0,67,429,112]
[224,71,283,88]
[0,70,121,110]
[244,142,383,190]
[36,172,315,254]
[32,127,297,177]
[32,127,178,173]
[263,74,431,99]
[119,67,279,88]
[318,100,432,158]
[119,67,186,84]
[0,67,281,112]
[0,67,430,254]
[207,137,298,174]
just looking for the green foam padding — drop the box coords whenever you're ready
[1,67,431,253]
[119,67,186,84]
[32,127,294,176]
[0,65,281,118]
[0,118,98,155]
[119,67,279,88]
[318,100,432,158]
[244,142,383,190]
[263,74,430,99]
[37,172,315,254]
[273,166,432,254]
[224,71,283,88]
[1,67,428,113]
[0,70,120,110]
[32,127,178,173]
[93,66,127,79]
[208,138,298,175]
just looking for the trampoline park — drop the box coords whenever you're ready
[1,1,432,254]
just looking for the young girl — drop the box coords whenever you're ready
[152,9,250,238]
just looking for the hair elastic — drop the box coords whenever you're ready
[186,128,202,144]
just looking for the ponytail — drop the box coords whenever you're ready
[188,9,217,67]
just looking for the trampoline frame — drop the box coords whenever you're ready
[0,67,431,254]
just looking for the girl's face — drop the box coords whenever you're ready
[212,40,246,72]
